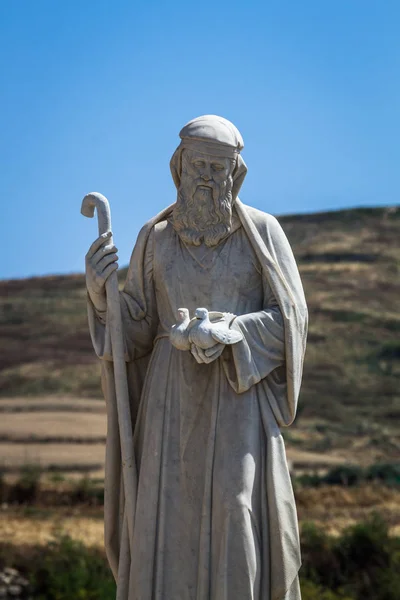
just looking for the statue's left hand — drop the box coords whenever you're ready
[191,343,225,364]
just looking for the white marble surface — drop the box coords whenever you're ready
[85,115,308,599]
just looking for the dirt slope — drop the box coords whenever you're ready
[1,205,399,463]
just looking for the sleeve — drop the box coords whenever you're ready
[87,228,159,361]
[222,204,308,427]
[221,276,285,394]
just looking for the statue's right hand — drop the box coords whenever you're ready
[85,232,119,312]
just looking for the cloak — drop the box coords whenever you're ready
[87,199,308,600]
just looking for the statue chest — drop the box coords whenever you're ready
[153,221,265,316]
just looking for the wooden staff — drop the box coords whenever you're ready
[81,192,136,559]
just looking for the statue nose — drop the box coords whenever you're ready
[201,165,212,181]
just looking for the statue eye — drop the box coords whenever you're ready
[193,160,205,168]
[212,164,224,171]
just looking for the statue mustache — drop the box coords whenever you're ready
[192,178,221,203]
[195,179,215,188]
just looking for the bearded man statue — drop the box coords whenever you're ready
[85,115,308,600]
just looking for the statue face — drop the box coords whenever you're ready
[172,149,236,247]
[185,152,233,188]
[181,149,235,213]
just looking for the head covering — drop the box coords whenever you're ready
[170,115,248,201]
[180,114,244,156]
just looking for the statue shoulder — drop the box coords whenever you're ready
[238,202,284,239]
[136,207,174,245]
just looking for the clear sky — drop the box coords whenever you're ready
[2,1,399,279]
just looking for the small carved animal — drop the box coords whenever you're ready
[170,308,191,351]
[188,307,243,350]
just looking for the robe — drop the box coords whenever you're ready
[88,200,308,600]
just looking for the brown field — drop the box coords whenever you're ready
[1,396,398,559]
[1,443,105,476]
[0,396,105,476]
[296,484,400,536]
[0,396,363,478]
[0,396,106,412]
[0,509,104,547]
[0,411,106,441]
[0,207,399,565]
[0,393,398,553]
[0,484,399,551]
[1,206,399,467]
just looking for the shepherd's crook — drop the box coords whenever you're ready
[81,192,136,560]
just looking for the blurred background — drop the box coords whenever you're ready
[1,1,399,599]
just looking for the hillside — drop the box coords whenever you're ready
[1,205,399,465]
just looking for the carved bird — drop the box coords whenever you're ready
[188,308,243,350]
[170,308,191,351]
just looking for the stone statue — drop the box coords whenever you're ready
[84,115,308,599]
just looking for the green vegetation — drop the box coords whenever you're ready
[296,463,400,488]
[300,514,400,600]
[6,462,399,507]
[0,535,115,600]
[9,464,42,504]
[0,515,398,599]
[0,470,104,506]
[71,475,104,505]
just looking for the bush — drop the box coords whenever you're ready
[9,464,42,504]
[295,463,400,488]
[296,472,323,488]
[336,513,391,576]
[1,535,116,600]
[0,469,5,503]
[32,535,115,600]
[323,465,364,487]
[301,522,341,589]
[0,515,398,599]
[365,463,400,486]
[334,514,400,599]
[301,513,400,600]
[300,579,355,600]
[71,476,104,506]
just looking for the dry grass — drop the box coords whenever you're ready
[0,412,106,441]
[1,442,105,475]
[0,508,104,547]
[0,396,105,412]
[0,396,396,476]
[0,397,106,476]
[0,396,382,475]
[0,484,398,550]
[296,484,400,536]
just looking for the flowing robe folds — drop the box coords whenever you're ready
[88,200,308,600]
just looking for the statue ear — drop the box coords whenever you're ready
[170,146,182,190]
[232,154,247,201]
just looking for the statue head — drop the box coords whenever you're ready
[170,115,248,247]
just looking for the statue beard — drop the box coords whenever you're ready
[172,174,234,247]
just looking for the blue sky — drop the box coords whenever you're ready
[2,1,399,279]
